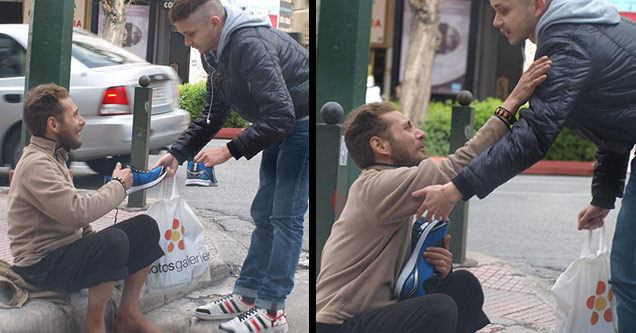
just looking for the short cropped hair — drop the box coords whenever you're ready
[24,83,69,137]
[343,102,396,169]
[170,0,224,23]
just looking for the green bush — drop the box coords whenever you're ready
[420,98,596,161]
[178,81,249,128]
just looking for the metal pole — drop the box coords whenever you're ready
[20,0,74,155]
[448,90,474,263]
[128,76,153,208]
[316,102,344,277]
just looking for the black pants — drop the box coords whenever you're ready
[12,215,165,293]
[317,270,489,333]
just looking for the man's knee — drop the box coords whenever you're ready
[451,270,484,295]
[98,228,129,260]
[135,214,161,241]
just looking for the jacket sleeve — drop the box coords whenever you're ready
[452,34,593,200]
[229,36,297,160]
[591,149,629,209]
[169,74,231,164]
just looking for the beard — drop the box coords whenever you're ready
[58,125,82,150]
[388,138,425,167]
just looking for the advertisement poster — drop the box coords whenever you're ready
[97,4,150,60]
[226,0,280,28]
[399,0,472,95]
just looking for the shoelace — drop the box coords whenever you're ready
[212,294,234,305]
[236,307,259,322]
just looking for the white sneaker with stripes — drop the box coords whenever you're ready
[194,294,254,320]
[219,307,288,333]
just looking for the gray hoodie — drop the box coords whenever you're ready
[214,5,271,60]
[536,0,621,45]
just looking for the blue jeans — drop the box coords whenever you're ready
[234,120,309,311]
[611,155,636,330]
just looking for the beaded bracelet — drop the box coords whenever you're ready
[494,106,517,126]
[111,176,126,190]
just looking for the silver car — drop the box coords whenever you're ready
[0,24,190,174]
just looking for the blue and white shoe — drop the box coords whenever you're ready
[105,165,167,195]
[185,161,218,187]
[394,218,450,299]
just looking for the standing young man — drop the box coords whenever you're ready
[8,83,165,333]
[154,0,309,331]
[317,58,551,332]
[414,0,636,329]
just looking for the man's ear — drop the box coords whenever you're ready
[533,0,547,17]
[370,136,391,156]
[47,116,60,134]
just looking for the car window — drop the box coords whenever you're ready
[71,29,145,68]
[0,34,25,78]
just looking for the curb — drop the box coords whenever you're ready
[430,157,593,177]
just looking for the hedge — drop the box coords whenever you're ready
[178,81,250,128]
[416,98,596,161]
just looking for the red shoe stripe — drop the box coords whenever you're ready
[250,318,261,330]
[225,301,235,313]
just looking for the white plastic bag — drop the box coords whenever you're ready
[144,177,211,295]
[552,226,617,333]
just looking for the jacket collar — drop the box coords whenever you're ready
[29,135,69,162]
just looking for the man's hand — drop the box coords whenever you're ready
[411,182,462,221]
[111,162,132,190]
[194,145,232,167]
[153,152,180,178]
[578,204,610,230]
[502,56,552,113]
[423,234,452,279]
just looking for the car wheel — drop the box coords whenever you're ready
[2,126,22,169]
[85,155,131,176]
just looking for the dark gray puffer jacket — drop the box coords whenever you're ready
[453,7,636,209]
[169,6,308,162]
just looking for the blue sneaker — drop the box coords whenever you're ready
[394,218,450,299]
[105,165,167,195]
[185,161,218,187]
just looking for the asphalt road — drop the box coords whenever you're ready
[466,174,622,284]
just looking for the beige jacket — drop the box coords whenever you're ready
[316,117,509,324]
[7,136,126,267]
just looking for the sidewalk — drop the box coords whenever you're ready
[464,252,556,332]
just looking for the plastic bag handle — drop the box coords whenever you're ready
[580,226,608,257]
[157,175,179,200]
[170,175,179,199]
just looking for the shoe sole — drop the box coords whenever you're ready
[394,220,449,299]
[185,179,213,187]
[126,170,167,195]
[219,324,288,333]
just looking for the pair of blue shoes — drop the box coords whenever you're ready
[394,218,450,299]
[105,165,167,195]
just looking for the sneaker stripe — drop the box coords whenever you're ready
[230,299,242,312]
[225,301,235,313]
[249,318,261,331]
[219,303,229,314]
[256,315,268,328]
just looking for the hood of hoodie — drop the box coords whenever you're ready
[210,5,271,61]
[536,0,621,45]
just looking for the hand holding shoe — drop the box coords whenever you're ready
[111,162,132,190]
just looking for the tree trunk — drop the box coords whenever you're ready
[399,0,440,127]
[100,0,128,47]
